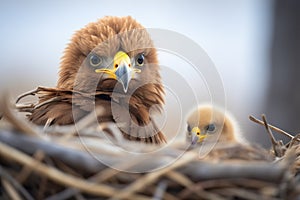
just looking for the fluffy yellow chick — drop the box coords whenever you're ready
[186,105,244,146]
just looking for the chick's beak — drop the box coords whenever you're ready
[191,127,207,144]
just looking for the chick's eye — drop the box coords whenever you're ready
[90,54,102,67]
[206,124,216,132]
[136,53,145,66]
[187,124,192,132]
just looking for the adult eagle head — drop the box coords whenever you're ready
[58,16,162,96]
[25,16,166,144]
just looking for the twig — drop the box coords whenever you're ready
[166,170,193,188]
[0,143,115,196]
[74,193,86,200]
[213,187,272,200]
[249,115,297,140]
[45,157,146,200]
[165,170,225,200]
[45,188,78,200]
[261,115,285,157]
[261,115,278,146]
[16,150,45,184]
[0,166,34,200]
[179,183,228,200]
[108,150,198,200]
[0,94,42,138]
[37,176,48,200]
[0,141,151,200]
[0,130,105,173]
[288,134,300,148]
[152,180,168,200]
[1,179,22,200]
[180,161,285,183]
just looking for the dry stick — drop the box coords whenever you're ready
[1,179,22,200]
[46,157,150,200]
[0,141,151,200]
[74,193,86,200]
[181,178,277,200]
[37,175,48,200]
[0,95,42,138]
[152,180,168,200]
[249,115,298,141]
[166,170,225,200]
[108,151,198,200]
[149,185,179,200]
[213,187,268,200]
[261,115,284,157]
[166,170,193,187]
[261,115,278,146]
[45,189,78,200]
[0,166,34,200]
[16,150,45,184]
[289,135,300,148]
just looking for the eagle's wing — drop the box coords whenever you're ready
[17,86,166,144]
[17,87,111,126]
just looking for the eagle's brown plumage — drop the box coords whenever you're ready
[25,16,166,144]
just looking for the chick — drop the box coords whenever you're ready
[186,105,244,146]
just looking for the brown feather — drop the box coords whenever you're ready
[18,16,166,144]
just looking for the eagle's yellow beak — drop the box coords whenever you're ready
[95,51,140,93]
[191,127,207,145]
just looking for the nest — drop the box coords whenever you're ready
[0,95,300,200]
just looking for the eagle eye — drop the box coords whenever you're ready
[89,54,102,67]
[205,124,216,133]
[136,53,145,66]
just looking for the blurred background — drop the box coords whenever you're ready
[0,0,299,147]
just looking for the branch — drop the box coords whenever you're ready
[0,130,105,173]
[0,141,151,200]
[249,115,297,140]
[261,115,280,148]
[0,94,42,138]
[0,166,34,200]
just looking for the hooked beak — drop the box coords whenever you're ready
[95,51,140,93]
[115,59,131,93]
[191,127,207,144]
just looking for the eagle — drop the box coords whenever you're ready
[186,105,244,145]
[18,16,166,144]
